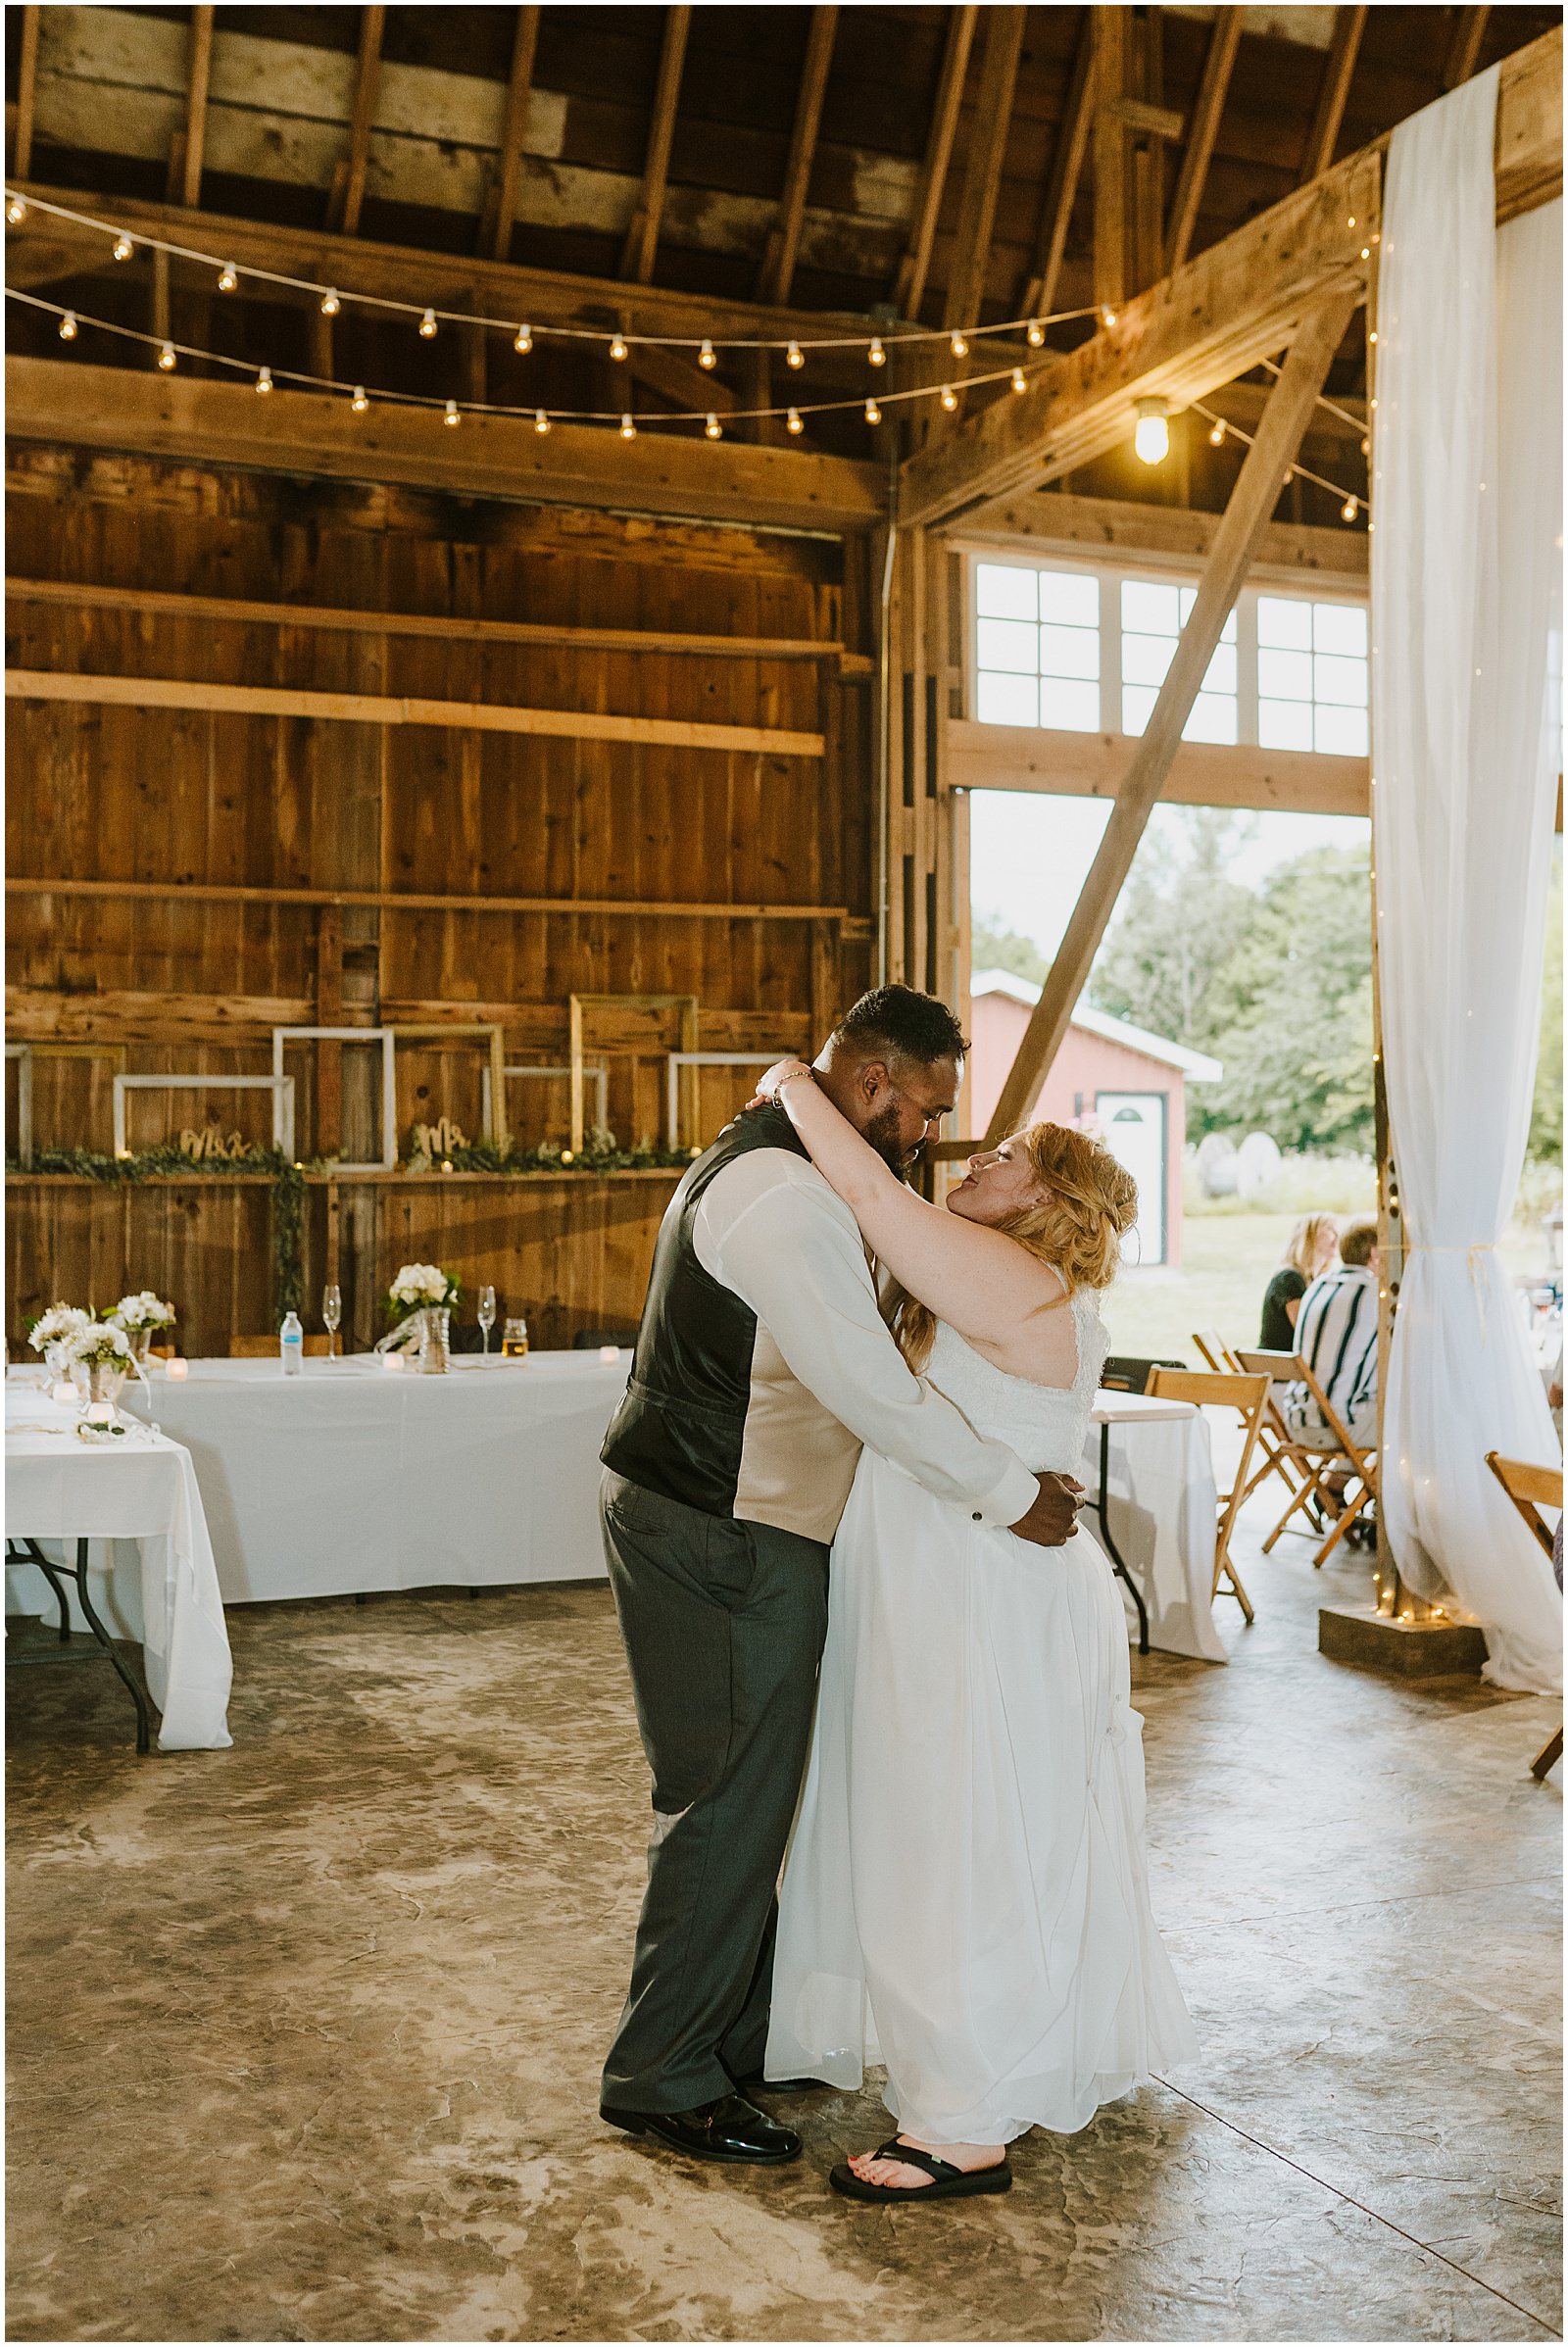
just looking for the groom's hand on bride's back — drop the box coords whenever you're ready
[1010,1473,1086,1548]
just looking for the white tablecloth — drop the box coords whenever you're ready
[1085,1394,1226,1664]
[5,1386,233,1749]
[116,1353,631,1603]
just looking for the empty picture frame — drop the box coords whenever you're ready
[112,1073,296,1158]
[390,1025,508,1151]
[665,1054,779,1151]
[7,1042,129,1167]
[569,995,698,1153]
[481,1062,609,1146]
[271,1027,397,1172]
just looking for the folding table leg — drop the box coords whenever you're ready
[1532,1728,1563,1782]
[68,1540,153,1756]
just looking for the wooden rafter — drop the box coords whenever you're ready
[170,6,215,210]
[10,6,39,178]
[489,6,541,262]
[944,4,1027,329]
[1093,6,1133,313]
[757,6,839,306]
[326,4,385,237]
[1446,6,1492,88]
[1164,10,1241,272]
[6,878,855,927]
[974,291,1359,1149]
[1020,12,1095,320]
[620,6,691,285]
[893,6,978,319]
[4,360,884,535]
[1300,6,1366,184]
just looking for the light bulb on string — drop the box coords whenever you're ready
[1100,304,1117,328]
[59,310,77,340]
[350,385,368,412]
[940,384,957,413]
[786,407,803,434]
[157,339,176,371]
[1026,319,1044,347]
[256,365,272,393]
[786,339,804,369]
[864,396,881,424]
[950,330,967,358]
[320,288,339,317]
[1207,417,1225,447]
[705,412,721,440]
[867,336,885,367]
[1133,397,1168,465]
[1368,328,1378,345]
[1342,496,1358,521]
[698,338,715,369]
[534,407,551,434]
[514,323,532,354]
[418,307,437,338]
[217,262,237,292]
[1361,434,1371,456]
[444,398,461,426]
[6,196,25,224]
[1010,367,1026,394]
[113,234,133,261]
[610,331,628,362]
[619,413,636,439]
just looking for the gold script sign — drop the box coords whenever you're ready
[177,1126,250,1161]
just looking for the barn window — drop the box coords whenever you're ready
[974,562,1102,733]
[1256,595,1370,756]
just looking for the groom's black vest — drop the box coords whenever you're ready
[601,1104,811,1519]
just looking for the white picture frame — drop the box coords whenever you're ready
[113,1073,296,1159]
[271,1027,397,1172]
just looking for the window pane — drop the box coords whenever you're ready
[1183,693,1239,746]
[1257,594,1313,649]
[976,670,1040,726]
[1257,647,1313,701]
[1038,569,1099,627]
[1121,683,1158,736]
[1313,602,1367,657]
[1202,642,1238,695]
[1039,622,1099,680]
[1314,704,1369,756]
[1176,586,1236,641]
[976,616,1040,674]
[976,563,1037,620]
[1314,652,1369,707]
[1122,631,1175,686]
[1123,580,1181,636]
[1040,676,1102,732]
[1258,697,1315,750]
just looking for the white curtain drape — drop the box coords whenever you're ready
[1371,66,1563,1692]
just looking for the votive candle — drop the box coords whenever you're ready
[165,1358,189,1381]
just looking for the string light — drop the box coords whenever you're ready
[1207,417,1226,447]
[514,323,532,354]
[1010,367,1027,393]
[256,364,272,393]
[1100,305,1117,328]
[940,384,958,412]
[320,287,339,317]
[217,262,237,292]
[1342,495,1358,521]
[58,310,77,340]
[786,407,803,434]
[610,331,628,361]
[534,407,550,434]
[864,396,881,423]
[1133,397,1169,465]
[350,384,368,412]
[6,195,24,224]
[1026,319,1045,347]
[950,330,968,359]
[1189,393,1368,525]
[1360,435,1371,456]
[1368,328,1378,345]
[619,412,636,438]
[786,339,804,369]
[113,233,133,261]
[705,411,721,439]
[867,336,885,367]
[157,339,176,370]
[444,398,460,425]
[418,306,437,338]
[698,338,715,369]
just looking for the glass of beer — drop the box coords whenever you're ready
[502,1316,529,1358]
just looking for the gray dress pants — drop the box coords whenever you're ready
[599,1468,830,2113]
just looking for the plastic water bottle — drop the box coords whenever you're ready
[279,1310,304,1376]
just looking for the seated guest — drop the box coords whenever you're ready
[1285,1218,1380,1452]
[1259,1215,1339,1350]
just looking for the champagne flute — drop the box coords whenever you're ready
[322,1284,342,1360]
[477,1285,497,1355]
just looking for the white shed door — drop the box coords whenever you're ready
[1096,1093,1167,1267]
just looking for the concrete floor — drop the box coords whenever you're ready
[6,1521,1561,2344]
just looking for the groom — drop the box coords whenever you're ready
[597,985,1084,2165]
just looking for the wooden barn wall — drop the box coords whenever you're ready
[5,444,876,1347]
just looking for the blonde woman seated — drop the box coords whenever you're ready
[756,1061,1197,2206]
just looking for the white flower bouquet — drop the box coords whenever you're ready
[63,1321,134,1372]
[109,1290,176,1332]
[386,1261,461,1321]
[27,1303,93,1356]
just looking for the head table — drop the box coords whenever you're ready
[7,1354,1224,1665]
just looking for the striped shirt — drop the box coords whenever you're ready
[1285,1263,1379,1443]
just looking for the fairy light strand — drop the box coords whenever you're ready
[1190,390,1369,520]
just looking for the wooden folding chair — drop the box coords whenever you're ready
[1233,1349,1380,1568]
[1485,1451,1563,1781]
[1194,1327,1306,1509]
[1148,1367,1272,1626]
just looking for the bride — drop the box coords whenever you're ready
[754,1059,1198,2204]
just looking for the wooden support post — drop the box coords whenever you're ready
[171,6,214,210]
[1300,5,1366,183]
[893,6,977,318]
[1092,7,1132,316]
[943,5,1027,332]
[756,6,838,306]
[1446,5,1491,88]
[620,5,690,284]
[978,289,1359,1146]
[10,6,38,177]
[489,6,541,262]
[316,904,344,1158]
[151,244,171,353]
[1020,12,1095,320]
[1165,9,1241,272]
[328,4,384,236]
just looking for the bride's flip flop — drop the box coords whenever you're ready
[829,2139,1012,2203]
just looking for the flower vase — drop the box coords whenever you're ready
[84,1362,126,1422]
[416,1307,451,1374]
[126,1328,153,1369]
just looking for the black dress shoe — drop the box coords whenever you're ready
[600,2091,802,2165]
[730,2071,832,2095]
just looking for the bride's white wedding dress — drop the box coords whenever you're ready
[765,1298,1198,2143]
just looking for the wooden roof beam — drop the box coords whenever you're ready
[169,6,215,211]
[9,6,39,178]
[1164,9,1241,272]
[899,25,1560,530]
[487,7,541,263]
[326,5,385,237]
[974,289,1359,1146]
[1020,11,1095,321]
[5,358,885,535]
[893,6,978,319]
[620,5,691,285]
[756,6,839,307]
[1446,7,1492,88]
[944,4,1027,330]
[1092,7,1133,315]
[1300,6,1366,184]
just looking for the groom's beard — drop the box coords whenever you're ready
[862,1102,918,1178]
